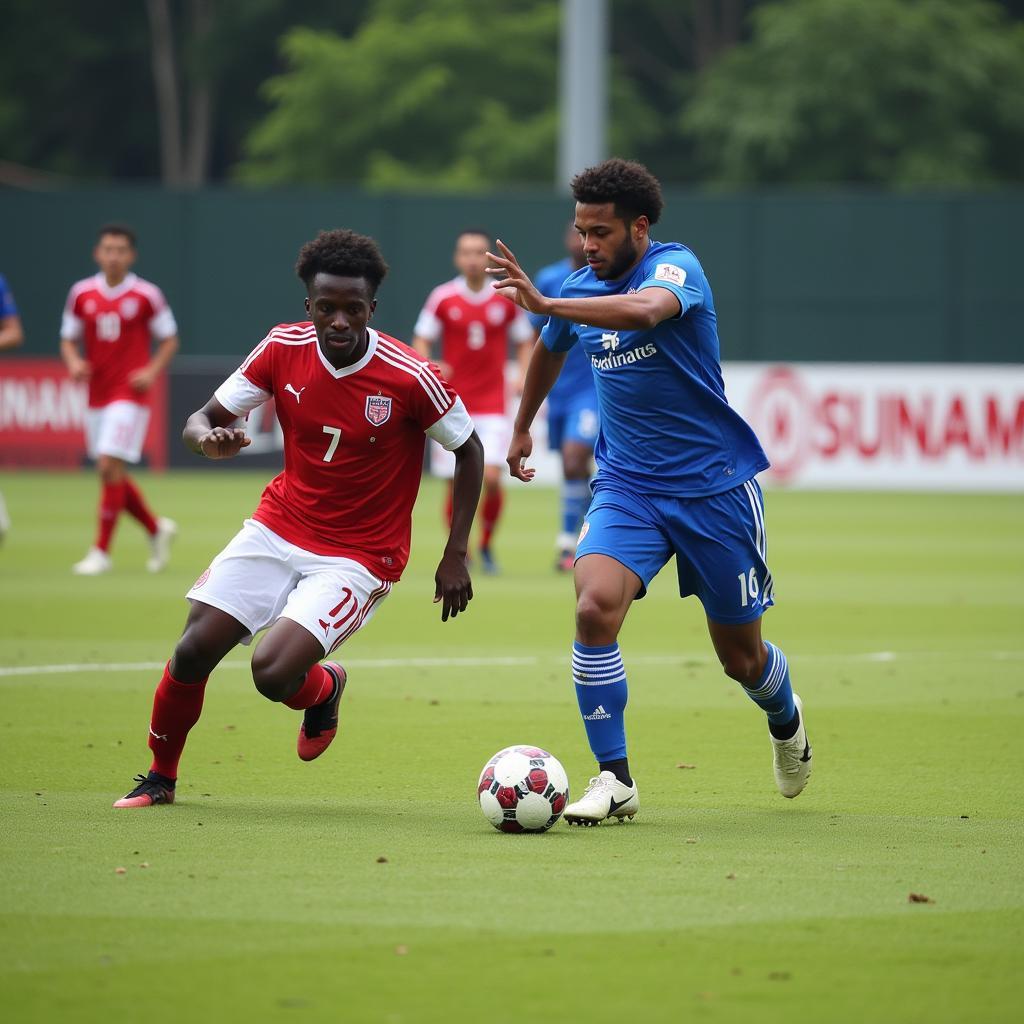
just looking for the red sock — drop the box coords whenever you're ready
[284,664,335,711]
[122,477,158,535]
[148,662,208,780]
[481,488,504,549]
[443,486,454,529]
[95,480,127,552]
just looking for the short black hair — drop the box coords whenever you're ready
[98,222,137,247]
[571,159,664,226]
[455,227,492,245]
[295,229,389,292]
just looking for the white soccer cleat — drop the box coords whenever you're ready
[72,547,112,576]
[0,491,10,543]
[771,693,812,798]
[146,517,178,573]
[563,770,639,826]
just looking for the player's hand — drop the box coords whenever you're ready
[128,366,156,393]
[507,429,535,482]
[485,240,549,315]
[67,358,91,382]
[433,550,473,622]
[197,427,251,460]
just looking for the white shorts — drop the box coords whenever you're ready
[430,413,509,477]
[85,401,150,463]
[186,519,392,655]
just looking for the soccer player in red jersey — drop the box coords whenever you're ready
[413,229,533,573]
[59,224,180,575]
[114,229,484,808]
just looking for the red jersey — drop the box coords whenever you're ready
[215,324,473,581]
[414,276,532,415]
[61,273,178,408]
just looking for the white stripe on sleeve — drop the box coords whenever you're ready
[425,397,474,451]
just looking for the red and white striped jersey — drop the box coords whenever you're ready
[414,276,532,415]
[215,323,473,580]
[60,273,177,408]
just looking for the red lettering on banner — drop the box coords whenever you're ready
[745,367,1023,485]
[986,396,1024,455]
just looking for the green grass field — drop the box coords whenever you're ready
[1,470,1022,1023]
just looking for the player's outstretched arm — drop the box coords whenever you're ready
[508,343,566,483]
[487,240,680,331]
[183,396,251,460]
[434,430,484,621]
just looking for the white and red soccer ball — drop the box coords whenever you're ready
[477,745,569,833]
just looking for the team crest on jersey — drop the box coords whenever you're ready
[486,303,505,324]
[120,297,140,318]
[84,299,97,315]
[365,395,392,425]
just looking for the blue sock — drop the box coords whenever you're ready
[743,641,797,732]
[560,479,591,540]
[572,641,628,761]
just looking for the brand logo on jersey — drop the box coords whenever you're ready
[284,383,305,404]
[591,342,658,372]
[654,263,686,286]
[192,568,211,590]
[120,297,140,318]
[365,395,392,425]
[84,299,97,315]
[601,332,620,351]
[578,520,590,544]
[449,306,463,320]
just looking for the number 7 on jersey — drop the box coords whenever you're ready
[322,425,342,462]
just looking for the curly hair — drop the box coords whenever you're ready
[295,229,389,292]
[571,159,664,225]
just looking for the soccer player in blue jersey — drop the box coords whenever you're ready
[527,225,598,571]
[0,272,25,542]
[489,159,811,825]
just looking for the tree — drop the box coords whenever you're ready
[682,0,1024,186]
[236,0,657,189]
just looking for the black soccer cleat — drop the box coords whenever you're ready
[297,662,347,762]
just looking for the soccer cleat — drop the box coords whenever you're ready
[479,546,499,575]
[72,547,112,575]
[146,516,178,573]
[0,490,10,543]
[113,771,176,808]
[771,693,812,798]
[555,549,575,573]
[563,770,639,826]
[297,662,347,762]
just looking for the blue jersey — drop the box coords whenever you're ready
[529,258,597,410]
[0,274,17,319]
[541,240,768,497]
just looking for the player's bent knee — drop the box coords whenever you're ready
[171,632,221,683]
[574,592,621,645]
[249,651,298,703]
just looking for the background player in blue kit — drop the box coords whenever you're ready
[489,159,812,825]
[0,272,25,542]
[527,224,598,570]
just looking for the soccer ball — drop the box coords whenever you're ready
[477,745,570,833]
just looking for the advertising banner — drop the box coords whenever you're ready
[0,358,168,469]
[724,363,1024,491]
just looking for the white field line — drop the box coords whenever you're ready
[0,650,1021,679]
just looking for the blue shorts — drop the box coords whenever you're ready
[575,477,775,624]
[547,393,599,451]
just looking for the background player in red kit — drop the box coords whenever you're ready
[60,224,179,575]
[413,229,533,573]
[113,229,484,808]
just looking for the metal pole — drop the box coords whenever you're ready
[558,0,608,191]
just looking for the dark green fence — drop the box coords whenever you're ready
[2,186,1022,363]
